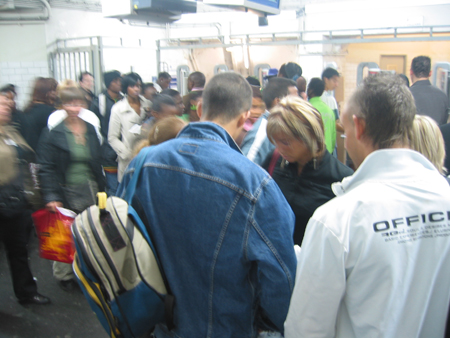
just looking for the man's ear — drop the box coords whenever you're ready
[429,70,432,78]
[271,97,280,107]
[353,115,366,140]
[197,100,203,119]
[237,110,250,128]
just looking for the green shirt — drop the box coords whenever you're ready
[64,125,94,186]
[309,96,337,154]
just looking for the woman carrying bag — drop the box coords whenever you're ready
[38,86,105,291]
[0,94,50,305]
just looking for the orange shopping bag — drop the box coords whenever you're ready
[32,207,77,264]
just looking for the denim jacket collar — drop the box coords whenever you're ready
[177,121,242,154]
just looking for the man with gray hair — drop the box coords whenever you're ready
[118,72,297,338]
[285,73,450,338]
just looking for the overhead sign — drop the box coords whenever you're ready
[202,0,281,15]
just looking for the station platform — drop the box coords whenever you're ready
[0,231,108,338]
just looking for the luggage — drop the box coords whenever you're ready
[72,147,174,338]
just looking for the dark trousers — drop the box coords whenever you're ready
[0,212,38,299]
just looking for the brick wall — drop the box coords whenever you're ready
[0,61,49,110]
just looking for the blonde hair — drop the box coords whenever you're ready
[55,80,84,109]
[411,114,446,175]
[267,96,325,157]
[133,116,187,156]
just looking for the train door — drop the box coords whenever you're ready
[380,55,406,74]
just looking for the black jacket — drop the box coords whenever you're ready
[410,79,449,125]
[37,121,106,205]
[263,150,353,245]
[23,103,55,151]
[90,91,123,167]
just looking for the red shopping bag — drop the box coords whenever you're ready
[32,207,77,264]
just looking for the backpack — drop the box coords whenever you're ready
[72,147,174,338]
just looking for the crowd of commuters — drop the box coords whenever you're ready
[0,55,450,337]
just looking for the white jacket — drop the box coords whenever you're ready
[285,149,450,338]
[47,108,103,144]
[108,96,151,182]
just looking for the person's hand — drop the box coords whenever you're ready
[46,201,63,213]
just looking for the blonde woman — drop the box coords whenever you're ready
[38,86,105,291]
[411,114,447,175]
[133,116,187,157]
[264,96,353,245]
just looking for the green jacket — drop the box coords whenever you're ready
[309,96,336,153]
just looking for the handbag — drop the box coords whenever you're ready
[21,161,45,211]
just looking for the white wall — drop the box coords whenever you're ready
[0,24,49,109]
[46,8,165,84]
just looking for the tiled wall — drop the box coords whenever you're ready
[0,61,49,110]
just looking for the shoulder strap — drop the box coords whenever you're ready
[122,145,176,331]
[123,147,152,204]
[268,148,281,176]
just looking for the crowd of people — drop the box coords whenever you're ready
[0,54,450,337]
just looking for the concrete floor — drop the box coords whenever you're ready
[0,231,108,338]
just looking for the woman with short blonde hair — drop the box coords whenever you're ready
[411,114,447,175]
[264,96,353,245]
[267,96,325,170]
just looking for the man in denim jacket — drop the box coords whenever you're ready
[118,73,297,338]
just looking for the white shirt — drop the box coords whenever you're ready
[153,83,162,93]
[47,108,103,144]
[321,90,339,117]
[285,149,450,338]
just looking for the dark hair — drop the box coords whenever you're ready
[296,76,307,93]
[246,76,261,87]
[60,87,85,105]
[161,88,180,98]
[411,56,431,78]
[262,77,297,109]
[350,73,416,149]
[143,83,155,91]
[251,86,262,99]
[27,77,58,110]
[189,90,203,103]
[202,73,252,123]
[121,72,142,94]
[103,70,121,89]
[158,72,171,80]
[152,94,176,113]
[188,71,206,88]
[307,78,325,98]
[0,84,16,95]
[285,62,302,80]
[321,67,340,80]
[398,74,410,87]
[79,71,93,82]
[278,64,287,77]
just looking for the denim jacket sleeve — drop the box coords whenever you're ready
[245,177,297,333]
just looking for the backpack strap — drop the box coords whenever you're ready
[123,146,153,204]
